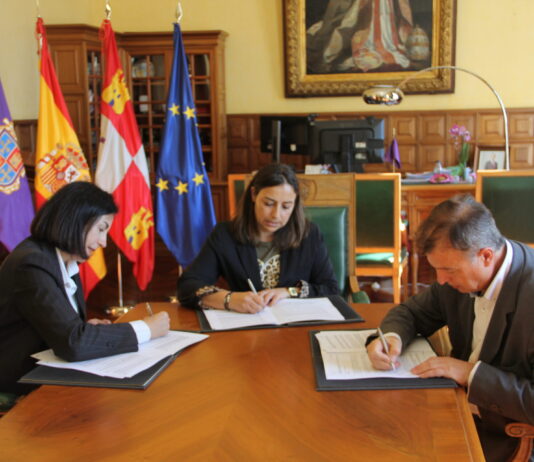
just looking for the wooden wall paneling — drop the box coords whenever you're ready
[419,114,446,144]
[14,120,37,167]
[510,143,534,169]
[397,144,417,172]
[509,112,534,138]
[477,112,505,144]
[210,183,228,221]
[418,144,447,172]
[390,114,417,143]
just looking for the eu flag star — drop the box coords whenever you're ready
[156,178,169,191]
[169,104,180,115]
[183,106,196,119]
[175,181,188,194]
[192,172,204,186]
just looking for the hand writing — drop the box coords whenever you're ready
[366,336,401,370]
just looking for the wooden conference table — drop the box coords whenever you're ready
[0,303,484,461]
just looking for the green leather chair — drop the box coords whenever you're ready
[476,169,534,247]
[354,173,408,303]
[0,392,19,416]
[305,206,369,303]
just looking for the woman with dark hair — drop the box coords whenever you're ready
[0,181,169,395]
[178,163,339,313]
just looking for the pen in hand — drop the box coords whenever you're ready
[145,302,154,317]
[377,327,396,371]
[247,278,258,294]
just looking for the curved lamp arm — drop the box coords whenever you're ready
[362,65,509,170]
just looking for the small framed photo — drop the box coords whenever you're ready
[474,146,506,171]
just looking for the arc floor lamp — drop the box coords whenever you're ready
[362,65,510,170]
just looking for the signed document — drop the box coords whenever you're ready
[315,329,436,380]
[203,298,344,331]
[32,331,209,379]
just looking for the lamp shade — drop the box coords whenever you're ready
[362,85,404,106]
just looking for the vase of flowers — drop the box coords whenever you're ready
[449,124,471,180]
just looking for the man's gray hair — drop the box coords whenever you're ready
[415,194,505,255]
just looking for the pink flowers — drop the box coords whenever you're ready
[449,124,471,166]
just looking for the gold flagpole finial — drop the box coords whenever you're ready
[176,2,183,23]
[36,0,41,18]
[105,0,112,20]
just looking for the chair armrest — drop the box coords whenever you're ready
[349,276,370,303]
[505,422,534,462]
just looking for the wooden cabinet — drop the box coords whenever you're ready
[45,25,228,188]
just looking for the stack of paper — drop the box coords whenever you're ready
[32,331,208,379]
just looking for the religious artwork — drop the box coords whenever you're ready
[475,146,506,171]
[284,0,457,97]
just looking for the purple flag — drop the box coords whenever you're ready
[385,137,401,169]
[0,78,34,251]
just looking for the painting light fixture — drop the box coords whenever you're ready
[362,65,510,170]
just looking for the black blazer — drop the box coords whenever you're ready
[0,238,138,394]
[177,221,339,308]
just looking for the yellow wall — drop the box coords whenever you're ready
[2,0,534,120]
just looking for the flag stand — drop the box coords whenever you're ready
[106,253,133,317]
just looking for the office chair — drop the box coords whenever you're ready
[354,173,409,303]
[476,169,534,247]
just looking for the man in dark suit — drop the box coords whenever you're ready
[367,194,533,462]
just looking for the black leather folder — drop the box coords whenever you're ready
[196,295,363,332]
[309,330,457,391]
[19,354,176,390]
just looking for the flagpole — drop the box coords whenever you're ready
[106,253,133,317]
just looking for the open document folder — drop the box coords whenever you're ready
[310,329,456,390]
[18,331,209,389]
[197,296,362,332]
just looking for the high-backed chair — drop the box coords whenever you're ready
[304,206,368,302]
[506,423,534,462]
[227,173,247,218]
[475,170,534,247]
[354,173,408,304]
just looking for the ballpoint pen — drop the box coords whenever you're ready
[377,327,396,371]
[145,302,154,317]
[247,278,258,294]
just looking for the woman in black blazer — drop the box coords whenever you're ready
[0,182,169,395]
[178,163,339,313]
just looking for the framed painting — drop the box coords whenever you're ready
[474,146,506,171]
[283,0,457,97]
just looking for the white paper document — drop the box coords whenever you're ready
[32,331,209,379]
[315,329,436,380]
[203,297,344,330]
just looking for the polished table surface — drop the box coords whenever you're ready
[0,303,484,461]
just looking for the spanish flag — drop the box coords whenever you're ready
[35,17,106,297]
[95,19,154,290]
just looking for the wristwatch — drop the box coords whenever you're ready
[287,287,299,298]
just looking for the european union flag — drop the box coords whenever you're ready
[156,23,216,267]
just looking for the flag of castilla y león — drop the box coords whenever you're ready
[35,17,106,297]
[95,19,154,291]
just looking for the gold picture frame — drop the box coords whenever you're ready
[284,0,457,97]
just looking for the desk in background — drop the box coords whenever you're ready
[0,302,484,461]
[402,183,476,293]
